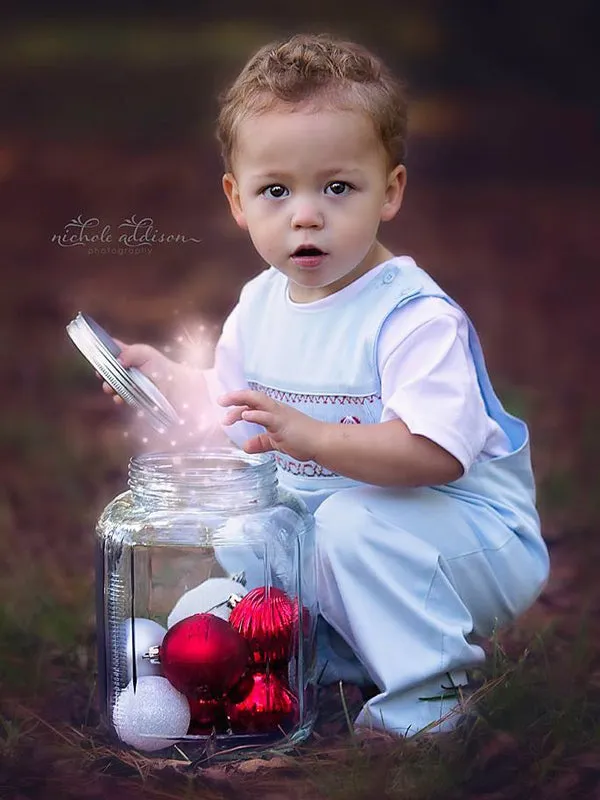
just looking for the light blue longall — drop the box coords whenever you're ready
[229,256,550,734]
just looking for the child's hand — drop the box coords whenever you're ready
[97,339,181,406]
[218,389,322,462]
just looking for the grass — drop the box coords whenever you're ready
[1,568,599,800]
[1,388,597,798]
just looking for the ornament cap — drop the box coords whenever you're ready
[227,593,244,609]
[143,645,161,664]
[230,570,246,586]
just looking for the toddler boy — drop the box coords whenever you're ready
[103,34,549,735]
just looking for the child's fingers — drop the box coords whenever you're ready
[240,409,273,428]
[101,380,123,403]
[117,343,157,369]
[103,381,123,405]
[221,405,251,426]
[242,433,274,454]
[96,366,124,405]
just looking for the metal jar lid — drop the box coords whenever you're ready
[66,312,181,432]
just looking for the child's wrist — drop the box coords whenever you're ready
[310,420,333,465]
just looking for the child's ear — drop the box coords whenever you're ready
[222,173,248,230]
[381,164,406,222]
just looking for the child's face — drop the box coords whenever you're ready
[222,105,405,301]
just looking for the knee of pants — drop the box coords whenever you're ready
[314,488,371,568]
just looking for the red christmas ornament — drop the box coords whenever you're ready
[157,613,250,698]
[188,697,229,734]
[228,671,299,733]
[229,586,295,666]
[293,605,312,649]
[227,670,256,704]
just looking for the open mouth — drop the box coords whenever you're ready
[292,246,326,258]
[291,246,328,268]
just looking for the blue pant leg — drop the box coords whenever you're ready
[314,484,547,735]
[315,613,373,686]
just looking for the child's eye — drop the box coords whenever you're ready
[325,181,352,196]
[261,184,289,199]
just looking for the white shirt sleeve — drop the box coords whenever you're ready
[378,297,509,473]
[203,303,266,449]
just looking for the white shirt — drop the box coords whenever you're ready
[206,261,511,473]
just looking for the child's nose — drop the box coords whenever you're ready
[291,201,324,229]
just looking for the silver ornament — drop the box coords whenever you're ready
[113,675,190,752]
[122,617,166,681]
[167,577,248,627]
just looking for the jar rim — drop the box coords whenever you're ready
[127,448,278,508]
[130,447,276,476]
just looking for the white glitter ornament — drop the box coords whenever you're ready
[122,618,166,680]
[113,676,190,752]
[167,577,248,628]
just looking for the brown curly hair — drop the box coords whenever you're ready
[216,33,408,172]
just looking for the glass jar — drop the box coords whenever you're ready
[95,448,317,759]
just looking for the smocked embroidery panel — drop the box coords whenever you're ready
[247,380,381,478]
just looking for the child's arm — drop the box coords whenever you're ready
[100,341,211,414]
[99,306,262,449]
[316,418,463,486]
[217,389,463,488]
[99,341,229,443]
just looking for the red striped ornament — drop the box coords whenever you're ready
[229,586,294,666]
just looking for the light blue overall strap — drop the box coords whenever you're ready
[378,259,528,452]
[382,260,543,546]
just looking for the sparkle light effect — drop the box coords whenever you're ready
[118,314,227,453]
[176,319,215,369]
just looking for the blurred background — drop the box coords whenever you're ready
[1,0,599,781]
